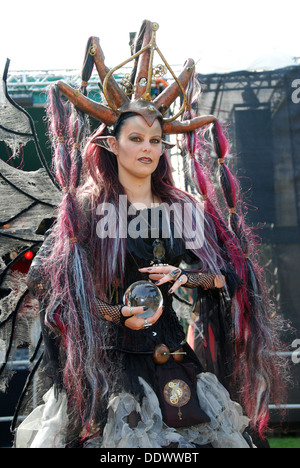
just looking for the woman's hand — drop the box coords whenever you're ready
[139,265,225,292]
[138,265,187,295]
[121,304,163,331]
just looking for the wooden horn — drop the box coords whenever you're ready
[163,115,216,135]
[132,20,153,100]
[154,58,195,115]
[91,36,129,109]
[56,81,118,126]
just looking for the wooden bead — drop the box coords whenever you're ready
[173,347,184,362]
[153,344,170,364]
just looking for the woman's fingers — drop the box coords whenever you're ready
[168,274,188,294]
[138,265,188,294]
[147,273,165,281]
[124,305,163,331]
[124,316,143,330]
[139,266,172,275]
[138,265,182,286]
[122,305,149,317]
[148,305,163,323]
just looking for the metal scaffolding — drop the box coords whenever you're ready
[5,65,183,107]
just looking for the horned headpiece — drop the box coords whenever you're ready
[56,20,216,134]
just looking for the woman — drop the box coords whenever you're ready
[13,21,287,448]
[15,102,255,448]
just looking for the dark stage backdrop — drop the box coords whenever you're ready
[197,66,300,426]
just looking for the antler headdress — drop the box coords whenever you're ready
[56,20,216,134]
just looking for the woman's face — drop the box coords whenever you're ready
[109,115,163,181]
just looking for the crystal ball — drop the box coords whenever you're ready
[123,280,163,319]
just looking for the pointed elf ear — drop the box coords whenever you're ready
[92,135,118,154]
[161,139,176,151]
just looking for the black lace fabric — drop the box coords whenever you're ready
[26,266,48,298]
[95,298,124,325]
[26,229,53,298]
[184,271,216,290]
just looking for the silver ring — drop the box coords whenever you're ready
[177,276,184,283]
[170,269,181,280]
[143,318,152,328]
[129,307,133,313]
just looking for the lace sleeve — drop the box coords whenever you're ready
[181,271,216,290]
[95,298,128,326]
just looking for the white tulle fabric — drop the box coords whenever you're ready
[15,372,250,449]
[15,387,68,448]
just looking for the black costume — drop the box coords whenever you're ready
[15,206,251,448]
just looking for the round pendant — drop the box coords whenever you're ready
[152,239,165,261]
[163,379,191,408]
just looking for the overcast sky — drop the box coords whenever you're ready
[0,0,299,74]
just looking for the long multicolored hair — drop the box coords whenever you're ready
[43,84,117,438]
[183,71,289,436]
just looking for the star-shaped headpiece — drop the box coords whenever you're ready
[56,20,215,134]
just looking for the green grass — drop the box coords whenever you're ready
[268,437,300,448]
